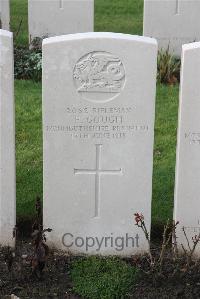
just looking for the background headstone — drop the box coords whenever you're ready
[28,0,94,45]
[43,32,157,255]
[174,42,200,255]
[143,0,200,56]
[0,0,10,30]
[0,29,15,247]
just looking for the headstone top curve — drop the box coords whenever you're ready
[182,41,200,52]
[0,29,12,38]
[42,32,157,46]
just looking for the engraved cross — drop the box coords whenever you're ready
[175,0,180,15]
[59,0,64,9]
[74,144,122,218]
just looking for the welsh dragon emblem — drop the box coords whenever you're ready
[74,51,125,94]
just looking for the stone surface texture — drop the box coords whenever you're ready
[174,42,200,255]
[0,0,10,30]
[0,29,15,247]
[43,32,157,255]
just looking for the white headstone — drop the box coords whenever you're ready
[0,0,10,30]
[0,29,15,247]
[28,0,94,44]
[174,42,200,255]
[43,32,157,256]
[143,0,200,56]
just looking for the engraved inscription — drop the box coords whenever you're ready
[74,144,122,218]
[46,105,149,140]
[183,220,200,234]
[185,132,200,145]
[184,226,200,233]
[74,51,125,103]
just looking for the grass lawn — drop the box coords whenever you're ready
[10,0,28,46]
[15,80,42,219]
[152,85,179,225]
[12,0,178,226]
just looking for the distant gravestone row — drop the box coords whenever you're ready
[0,0,10,30]
[143,0,200,56]
[0,0,94,42]
[28,0,94,44]
[1,0,200,56]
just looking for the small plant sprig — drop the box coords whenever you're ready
[31,227,52,279]
[31,196,52,279]
[134,213,154,266]
[32,196,42,232]
[134,213,180,271]
[4,197,52,280]
[181,227,200,267]
[172,220,179,259]
[135,213,200,273]
[14,47,42,81]
[157,46,180,84]
[159,220,179,267]
[4,246,15,272]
